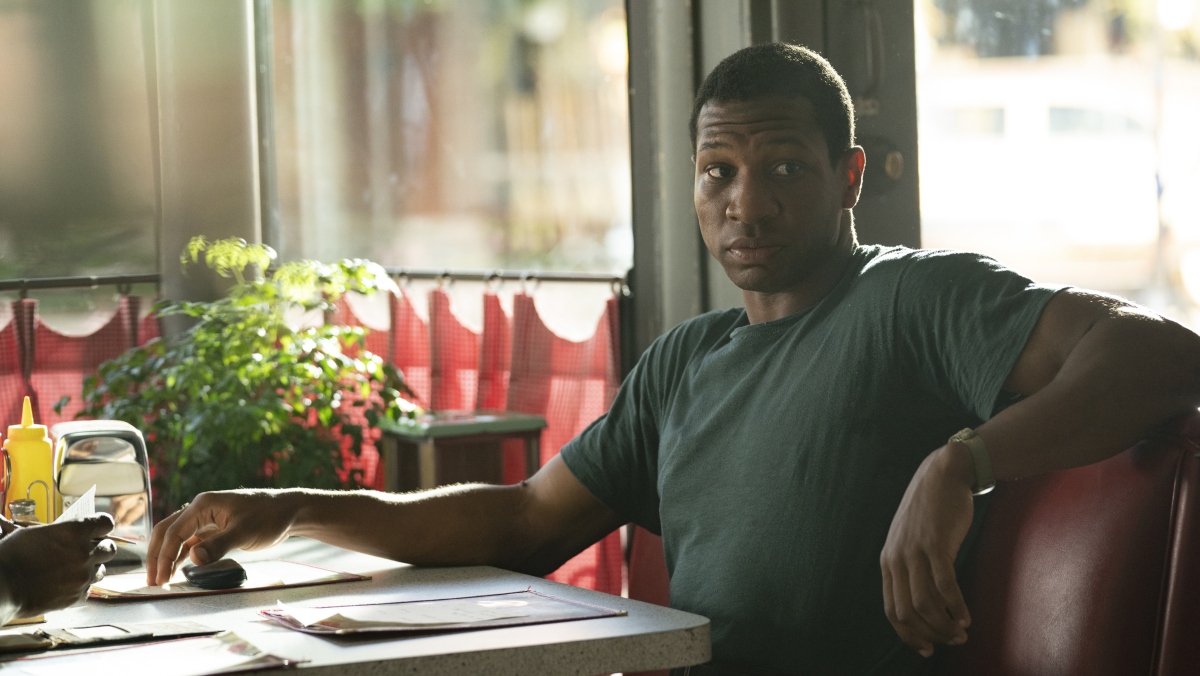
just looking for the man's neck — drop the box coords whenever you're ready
[742,221,857,325]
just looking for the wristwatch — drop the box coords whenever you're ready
[949,428,996,496]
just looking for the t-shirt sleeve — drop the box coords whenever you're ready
[896,250,1065,422]
[560,334,672,534]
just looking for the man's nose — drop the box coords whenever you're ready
[726,173,780,225]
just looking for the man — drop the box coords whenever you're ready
[0,514,116,625]
[146,44,1200,674]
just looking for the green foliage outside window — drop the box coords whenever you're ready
[70,237,418,516]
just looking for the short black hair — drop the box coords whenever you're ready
[690,43,855,166]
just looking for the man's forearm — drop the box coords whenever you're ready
[153,455,620,586]
[278,483,544,571]
[979,314,1200,480]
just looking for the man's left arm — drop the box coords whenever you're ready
[881,289,1200,657]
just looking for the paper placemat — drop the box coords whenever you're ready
[4,631,302,675]
[90,560,369,600]
[0,621,217,657]
[261,589,626,636]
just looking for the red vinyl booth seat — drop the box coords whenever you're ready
[937,415,1200,675]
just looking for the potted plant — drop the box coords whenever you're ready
[72,237,418,517]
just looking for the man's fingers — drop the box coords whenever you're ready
[145,510,181,584]
[931,555,971,632]
[153,508,206,586]
[886,563,935,657]
[908,557,966,644]
[882,566,896,622]
[883,566,933,654]
[188,525,245,566]
[178,534,203,566]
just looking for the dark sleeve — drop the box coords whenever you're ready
[896,250,1065,421]
[560,332,677,535]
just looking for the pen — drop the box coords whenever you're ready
[104,535,139,545]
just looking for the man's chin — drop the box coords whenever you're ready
[725,265,790,293]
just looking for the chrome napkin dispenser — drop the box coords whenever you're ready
[51,420,153,565]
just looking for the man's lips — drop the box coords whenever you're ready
[727,244,783,264]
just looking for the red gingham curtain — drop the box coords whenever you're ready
[124,296,163,347]
[389,289,431,409]
[429,288,480,412]
[327,294,392,491]
[136,308,160,346]
[0,300,33,428]
[476,291,512,411]
[477,292,525,484]
[29,296,136,427]
[506,292,623,596]
[328,288,431,491]
[329,294,391,361]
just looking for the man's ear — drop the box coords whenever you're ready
[840,147,866,209]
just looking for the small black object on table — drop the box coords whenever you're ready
[183,559,248,590]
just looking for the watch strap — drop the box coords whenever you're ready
[949,428,996,496]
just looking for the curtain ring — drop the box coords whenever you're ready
[437,271,452,289]
[519,271,540,295]
[116,282,133,296]
[485,271,502,292]
[395,271,410,289]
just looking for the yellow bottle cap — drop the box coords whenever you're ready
[6,397,49,442]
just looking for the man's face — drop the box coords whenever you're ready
[693,96,863,293]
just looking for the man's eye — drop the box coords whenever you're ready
[706,166,733,179]
[771,162,804,176]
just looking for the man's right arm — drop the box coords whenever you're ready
[146,455,625,586]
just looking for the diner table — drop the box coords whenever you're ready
[8,538,711,675]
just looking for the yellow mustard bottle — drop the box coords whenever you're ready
[4,397,55,524]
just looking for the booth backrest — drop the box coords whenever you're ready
[936,417,1200,675]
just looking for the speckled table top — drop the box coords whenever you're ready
[26,538,710,675]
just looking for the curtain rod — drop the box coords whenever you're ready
[0,274,161,296]
[382,268,626,284]
[0,269,627,295]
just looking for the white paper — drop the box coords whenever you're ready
[341,599,528,625]
[89,560,339,597]
[279,598,529,628]
[11,632,291,676]
[53,485,96,524]
[62,625,128,640]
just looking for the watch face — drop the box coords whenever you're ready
[950,428,975,443]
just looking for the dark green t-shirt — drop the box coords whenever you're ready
[560,245,1063,675]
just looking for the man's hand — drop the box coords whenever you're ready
[0,515,116,619]
[881,444,975,658]
[146,491,295,586]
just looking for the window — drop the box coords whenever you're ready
[930,107,1006,136]
[266,0,632,275]
[1048,107,1148,134]
[0,0,157,279]
[916,0,1200,325]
